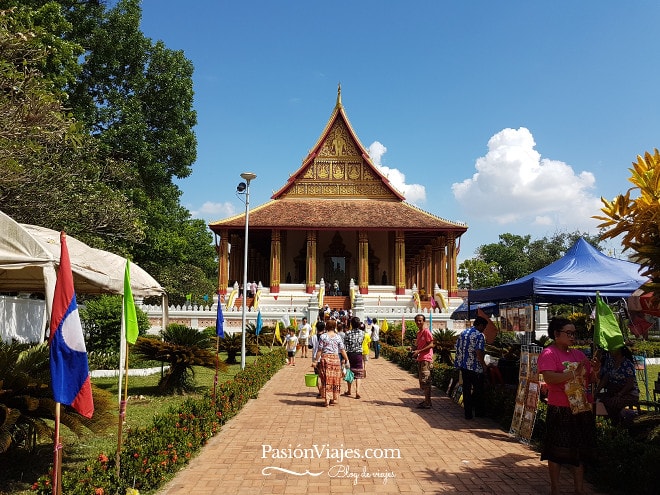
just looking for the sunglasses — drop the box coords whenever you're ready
[559,330,576,337]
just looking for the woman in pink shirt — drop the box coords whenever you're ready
[538,317,597,495]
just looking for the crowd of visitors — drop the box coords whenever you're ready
[286,312,397,406]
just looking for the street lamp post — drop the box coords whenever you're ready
[238,172,256,370]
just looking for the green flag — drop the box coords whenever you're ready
[594,293,624,351]
[124,260,139,345]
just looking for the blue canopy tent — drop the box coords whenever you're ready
[450,301,499,320]
[468,238,647,305]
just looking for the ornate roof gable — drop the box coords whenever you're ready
[271,85,405,201]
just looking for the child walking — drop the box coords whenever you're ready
[284,327,299,366]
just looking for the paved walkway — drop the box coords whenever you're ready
[156,356,603,494]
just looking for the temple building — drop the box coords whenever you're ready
[209,87,467,301]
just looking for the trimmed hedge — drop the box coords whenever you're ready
[32,348,286,495]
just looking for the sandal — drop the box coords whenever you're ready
[329,400,336,405]
[343,391,351,396]
[324,401,330,407]
[355,394,361,399]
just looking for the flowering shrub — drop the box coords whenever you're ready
[31,348,286,495]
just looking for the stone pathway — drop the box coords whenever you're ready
[156,356,603,494]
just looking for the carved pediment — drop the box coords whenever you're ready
[273,88,404,201]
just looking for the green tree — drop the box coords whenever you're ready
[0,1,217,301]
[458,259,502,289]
[0,4,144,250]
[79,295,150,352]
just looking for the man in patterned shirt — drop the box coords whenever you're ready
[454,316,488,420]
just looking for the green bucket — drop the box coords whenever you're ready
[305,373,318,387]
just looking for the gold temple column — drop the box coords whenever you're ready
[217,229,229,295]
[425,245,433,297]
[270,229,281,294]
[305,230,317,294]
[395,231,406,295]
[358,231,369,294]
[447,234,458,296]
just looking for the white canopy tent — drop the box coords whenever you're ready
[0,210,167,341]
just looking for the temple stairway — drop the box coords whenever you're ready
[323,295,351,310]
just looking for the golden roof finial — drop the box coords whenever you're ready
[336,82,342,108]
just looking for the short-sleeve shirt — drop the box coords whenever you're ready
[454,327,485,372]
[298,323,311,340]
[601,354,639,396]
[416,327,434,363]
[362,332,372,355]
[318,333,345,355]
[284,335,298,352]
[538,345,592,407]
[343,329,364,353]
[371,324,380,342]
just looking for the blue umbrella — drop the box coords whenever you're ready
[450,301,499,320]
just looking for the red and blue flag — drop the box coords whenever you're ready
[49,232,94,418]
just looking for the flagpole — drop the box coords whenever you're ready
[116,341,129,478]
[52,402,62,495]
[213,335,219,406]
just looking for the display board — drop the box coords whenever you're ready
[500,301,533,333]
[510,345,543,443]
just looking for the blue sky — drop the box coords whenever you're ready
[139,1,660,263]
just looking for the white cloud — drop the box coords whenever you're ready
[452,127,602,232]
[367,141,426,204]
[191,201,236,222]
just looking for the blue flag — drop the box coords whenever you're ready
[216,294,225,338]
[256,310,263,336]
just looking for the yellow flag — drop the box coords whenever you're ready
[225,288,238,310]
[275,320,282,344]
[253,289,261,310]
[413,292,421,309]
[318,286,324,309]
[381,319,389,333]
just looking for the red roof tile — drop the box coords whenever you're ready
[209,199,467,233]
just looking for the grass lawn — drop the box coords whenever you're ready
[0,353,264,495]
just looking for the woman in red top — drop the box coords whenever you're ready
[538,317,597,495]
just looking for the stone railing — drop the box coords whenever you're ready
[140,285,464,334]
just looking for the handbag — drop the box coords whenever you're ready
[343,368,355,383]
[308,343,313,349]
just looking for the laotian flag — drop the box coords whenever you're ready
[49,232,94,418]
